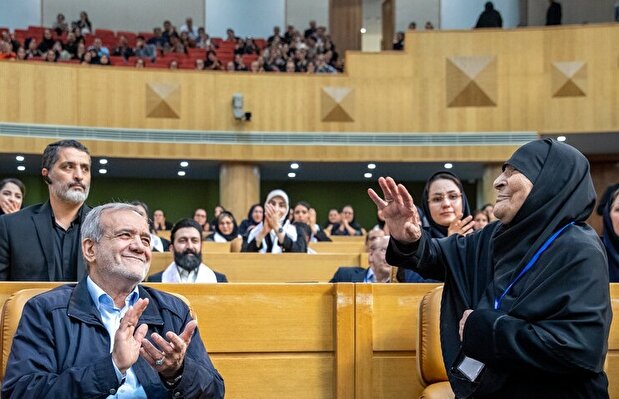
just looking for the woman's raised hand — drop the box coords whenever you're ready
[368,177,422,243]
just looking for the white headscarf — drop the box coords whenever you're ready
[247,189,297,253]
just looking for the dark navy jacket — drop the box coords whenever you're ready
[2,279,225,399]
[329,266,368,283]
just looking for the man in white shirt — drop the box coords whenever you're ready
[179,17,199,41]
[148,218,227,283]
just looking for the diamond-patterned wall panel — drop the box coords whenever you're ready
[446,56,497,107]
[321,87,354,122]
[552,61,586,98]
[146,82,181,118]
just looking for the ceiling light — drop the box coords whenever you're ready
[367,163,376,170]
[180,161,189,168]
[557,136,566,142]
[444,163,453,169]
[98,169,107,174]
[360,28,367,34]
[17,166,25,171]
[290,163,299,169]
[178,171,186,177]
[288,172,296,178]
[15,155,24,162]
[364,172,372,178]
[99,159,108,165]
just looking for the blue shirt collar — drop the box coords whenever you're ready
[86,276,140,311]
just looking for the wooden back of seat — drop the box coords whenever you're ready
[309,242,366,254]
[150,252,361,282]
[201,241,232,253]
[1,283,618,399]
[354,283,441,399]
[149,283,355,399]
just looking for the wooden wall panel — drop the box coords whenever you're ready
[355,283,439,399]
[1,24,619,163]
[329,0,362,52]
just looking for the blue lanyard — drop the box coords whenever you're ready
[494,221,575,310]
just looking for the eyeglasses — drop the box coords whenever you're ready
[428,192,462,205]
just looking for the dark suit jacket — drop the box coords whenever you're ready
[0,202,90,281]
[148,269,228,283]
[329,266,368,283]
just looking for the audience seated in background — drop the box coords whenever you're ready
[392,31,404,50]
[395,171,473,283]
[131,200,170,253]
[193,207,211,238]
[293,222,316,253]
[292,201,331,242]
[112,35,135,60]
[134,35,157,62]
[206,211,241,242]
[153,209,172,230]
[2,203,225,398]
[330,236,392,282]
[323,208,341,235]
[243,189,306,253]
[209,205,225,231]
[330,205,366,236]
[74,11,92,35]
[482,202,497,222]
[1,18,342,73]
[179,17,199,41]
[0,178,25,216]
[149,218,227,283]
[472,209,489,231]
[0,140,91,281]
[238,203,263,237]
[52,13,69,36]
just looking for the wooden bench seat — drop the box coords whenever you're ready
[150,252,362,283]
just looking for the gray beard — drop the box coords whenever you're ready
[52,184,89,204]
[174,250,202,272]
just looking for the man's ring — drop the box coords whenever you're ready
[156,357,165,366]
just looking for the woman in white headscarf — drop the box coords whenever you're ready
[242,189,307,253]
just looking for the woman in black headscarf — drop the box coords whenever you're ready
[420,171,474,238]
[601,186,619,282]
[0,178,25,216]
[369,139,610,398]
[206,211,241,242]
[399,171,474,283]
[238,203,264,237]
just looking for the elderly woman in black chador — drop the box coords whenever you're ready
[369,138,611,398]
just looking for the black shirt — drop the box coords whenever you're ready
[51,208,84,281]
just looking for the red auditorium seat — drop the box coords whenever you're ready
[117,31,137,46]
[254,38,267,50]
[109,56,127,65]
[138,32,154,41]
[242,54,258,65]
[95,29,115,38]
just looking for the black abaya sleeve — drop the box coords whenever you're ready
[461,228,610,375]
